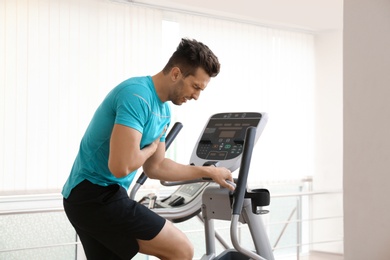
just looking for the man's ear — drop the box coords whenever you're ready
[171,67,181,81]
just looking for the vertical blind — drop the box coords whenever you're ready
[168,12,315,183]
[0,0,315,193]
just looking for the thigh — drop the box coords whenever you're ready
[64,180,166,259]
[75,226,122,260]
[138,220,194,260]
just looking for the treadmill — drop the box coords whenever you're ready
[129,112,274,259]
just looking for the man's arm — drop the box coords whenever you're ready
[108,124,160,178]
[143,143,235,191]
[108,123,234,190]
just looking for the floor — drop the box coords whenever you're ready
[282,252,344,260]
[304,252,343,260]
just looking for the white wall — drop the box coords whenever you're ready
[314,30,343,192]
[344,0,390,259]
[312,30,344,253]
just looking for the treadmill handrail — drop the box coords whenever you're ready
[230,126,267,260]
[160,178,208,186]
[159,161,221,186]
[232,126,256,215]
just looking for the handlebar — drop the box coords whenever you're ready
[232,126,256,215]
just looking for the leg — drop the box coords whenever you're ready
[64,181,141,259]
[64,180,191,259]
[138,220,194,260]
[75,226,122,260]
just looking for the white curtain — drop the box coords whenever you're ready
[0,0,163,192]
[167,13,315,183]
[0,0,315,193]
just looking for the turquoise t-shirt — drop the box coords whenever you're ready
[62,76,171,199]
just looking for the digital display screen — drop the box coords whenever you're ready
[219,130,235,138]
[204,128,216,134]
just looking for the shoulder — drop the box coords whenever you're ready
[106,76,153,102]
[115,76,151,93]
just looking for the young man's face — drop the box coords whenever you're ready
[171,67,211,105]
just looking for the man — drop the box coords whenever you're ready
[62,38,235,260]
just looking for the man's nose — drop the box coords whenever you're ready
[192,90,201,100]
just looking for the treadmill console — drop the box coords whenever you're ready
[148,112,268,222]
[190,112,267,171]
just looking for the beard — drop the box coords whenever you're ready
[170,83,187,105]
[171,96,187,105]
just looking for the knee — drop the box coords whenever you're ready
[158,239,193,260]
[178,239,194,260]
[186,241,194,258]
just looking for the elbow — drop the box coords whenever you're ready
[110,168,128,178]
[144,171,158,180]
[108,165,127,178]
[108,161,137,178]
[142,164,161,180]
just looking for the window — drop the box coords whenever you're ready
[0,0,315,192]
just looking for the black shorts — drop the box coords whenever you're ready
[63,180,166,260]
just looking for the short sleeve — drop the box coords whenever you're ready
[114,87,150,134]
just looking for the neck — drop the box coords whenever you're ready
[152,72,169,102]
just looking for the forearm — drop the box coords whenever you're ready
[145,158,211,181]
[144,158,235,191]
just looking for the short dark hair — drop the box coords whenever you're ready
[162,38,220,78]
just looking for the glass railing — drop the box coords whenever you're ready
[0,178,343,260]
[0,193,79,260]
[267,178,343,259]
